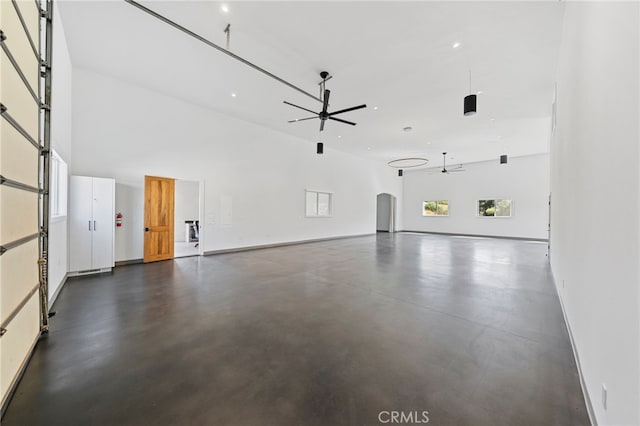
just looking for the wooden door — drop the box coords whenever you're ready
[144,176,175,262]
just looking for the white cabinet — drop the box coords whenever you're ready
[69,176,115,273]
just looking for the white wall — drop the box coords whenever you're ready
[550,3,639,425]
[174,180,199,243]
[48,2,73,305]
[114,182,143,262]
[71,68,401,259]
[402,154,549,240]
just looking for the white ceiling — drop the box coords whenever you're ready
[57,1,564,166]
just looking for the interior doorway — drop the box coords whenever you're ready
[376,193,396,232]
[174,179,200,258]
[547,193,551,257]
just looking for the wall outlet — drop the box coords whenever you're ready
[602,384,607,410]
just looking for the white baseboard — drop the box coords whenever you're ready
[203,233,375,256]
[67,267,112,278]
[400,229,548,242]
[551,267,597,426]
[48,274,68,310]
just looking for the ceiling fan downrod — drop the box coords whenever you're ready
[284,71,367,132]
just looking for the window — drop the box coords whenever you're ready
[50,149,68,218]
[477,199,512,217]
[305,190,332,217]
[422,200,449,216]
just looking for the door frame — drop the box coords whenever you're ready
[376,193,397,233]
[197,179,205,255]
[173,178,206,258]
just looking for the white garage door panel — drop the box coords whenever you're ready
[0,292,39,406]
[0,0,40,92]
[0,186,38,244]
[0,0,42,409]
[10,1,41,54]
[0,123,39,187]
[0,239,38,323]
[0,59,39,139]
[19,0,41,32]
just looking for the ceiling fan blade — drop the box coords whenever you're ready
[288,116,317,123]
[283,101,318,115]
[320,119,325,132]
[328,104,367,116]
[328,116,356,126]
[448,169,466,172]
[322,89,330,114]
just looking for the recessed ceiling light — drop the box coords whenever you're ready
[221,4,229,13]
[231,93,237,97]
[490,118,496,121]
[427,142,432,145]
[338,135,342,139]
[403,126,412,132]
[367,147,371,151]
[373,106,378,110]
[453,42,461,49]
[477,90,483,95]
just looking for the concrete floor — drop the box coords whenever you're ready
[3,233,589,425]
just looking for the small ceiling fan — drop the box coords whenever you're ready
[435,152,465,174]
[284,71,367,132]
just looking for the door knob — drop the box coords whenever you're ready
[145,227,149,232]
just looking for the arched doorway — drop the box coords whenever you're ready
[376,193,396,232]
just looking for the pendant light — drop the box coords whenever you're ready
[464,70,477,116]
[316,129,324,155]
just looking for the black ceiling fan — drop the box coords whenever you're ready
[437,152,465,174]
[284,71,366,132]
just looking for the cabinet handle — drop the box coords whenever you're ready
[89,220,92,231]
[94,221,96,231]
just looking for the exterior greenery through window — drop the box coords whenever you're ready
[305,190,332,217]
[478,199,512,217]
[423,200,449,216]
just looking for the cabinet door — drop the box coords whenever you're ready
[91,178,115,269]
[69,176,93,271]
